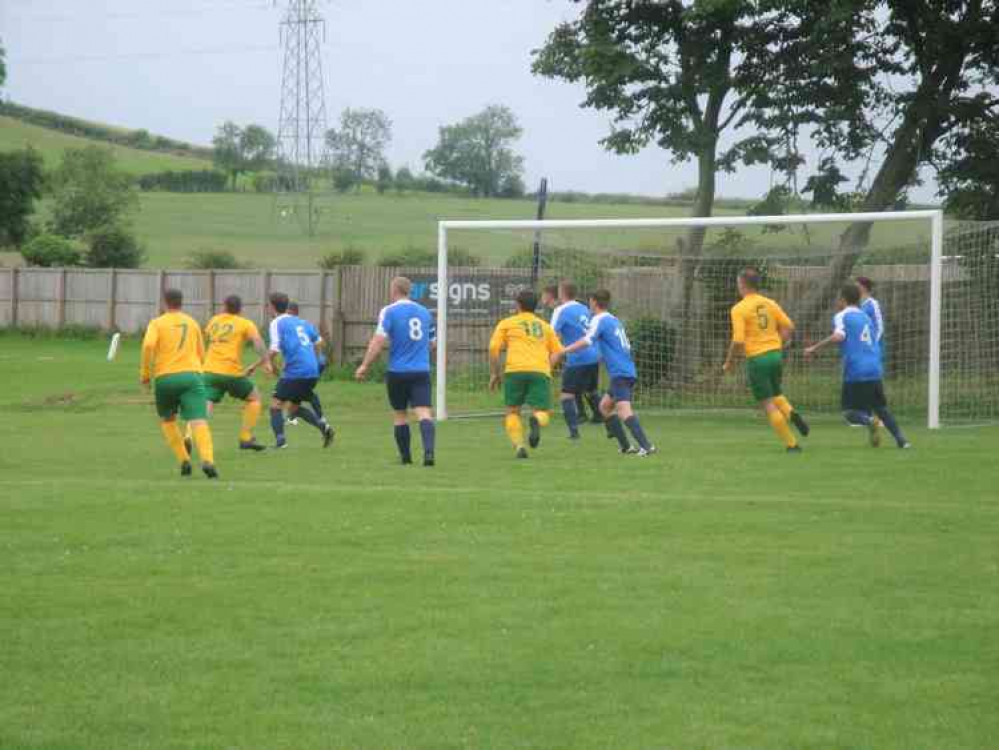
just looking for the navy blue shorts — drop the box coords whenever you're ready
[274,377,318,404]
[842,380,887,412]
[386,371,432,411]
[608,376,636,403]
[561,363,599,395]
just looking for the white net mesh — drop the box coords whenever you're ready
[436,216,999,426]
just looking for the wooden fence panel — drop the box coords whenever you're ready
[15,269,60,328]
[162,272,211,323]
[65,269,115,329]
[213,271,265,325]
[1,262,982,380]
[114,270,162,332]
[0,269,12,327]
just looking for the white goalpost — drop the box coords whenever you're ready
[434,210,964,427]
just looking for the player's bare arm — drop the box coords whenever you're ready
[722,341,744,373]
[557,338,588,360]
[245,334,272,376]
[805,331,845,357]
[356,333,387,380]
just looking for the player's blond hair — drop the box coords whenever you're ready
[391,276,412,298]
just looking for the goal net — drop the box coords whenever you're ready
[432,212,999,428]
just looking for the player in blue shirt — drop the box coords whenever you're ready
[550,282,602,439]
[286,301,328,426]
[355,276,437,466]
[856,276,885,353]
[805,283,910,448]
[267,292,334,449]
[556,289,655,456]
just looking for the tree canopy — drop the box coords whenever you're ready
[533,1,773,221]
[212,121,276,190]
[938,114,999,220]
[423,105,524,197]
[0,147,45,247]
[49,146,138,238]
[326,108,392,185]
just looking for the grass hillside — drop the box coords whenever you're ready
[0,115,211,174]
[129,191,933,269]
[131,191,748,268]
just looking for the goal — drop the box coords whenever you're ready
[432,210,999,428]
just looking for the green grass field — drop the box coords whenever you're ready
[0,116,212,175]
[2,333,997,749]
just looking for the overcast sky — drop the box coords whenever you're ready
[2,0,935,201]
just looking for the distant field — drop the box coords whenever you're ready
[1,334,997,749]
[127,192,937,270]
[0,115,211,174]
[130,191,747,268]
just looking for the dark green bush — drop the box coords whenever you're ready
[20,234,83,267]
[318,248,366,268]
[85,225,146,268]
[378,246,437,268]
[185,249,247,269]
[628,317,678,386]
[444,246,481,267]
[138,170,228,193]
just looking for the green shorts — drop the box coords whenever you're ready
[154,372,209,421]
[746,350,784,402]
[204,372,255,403]
[504,372,552,410]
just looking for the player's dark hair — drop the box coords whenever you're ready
[269,292,289,314]
[856,276,874,293]
[590,289,611,309]
[224,294,242,314]
[543,284,558,299]
[841,282,861,306]
[559,282,577,300]
[288,301,300,315]
[163,288,183,309]
[738,268,761,290]
[516,289,538,312]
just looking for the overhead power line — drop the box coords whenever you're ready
[11,45,279,66]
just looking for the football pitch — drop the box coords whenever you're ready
[2,334,997,750]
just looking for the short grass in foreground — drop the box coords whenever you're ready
[1,334,997,749]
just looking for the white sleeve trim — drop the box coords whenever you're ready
[550,303,566,333]
[583,312,603,345]
[375,306,389,337]
[870,299,884,341]
[833,310,847,338]
[268,317,281,352]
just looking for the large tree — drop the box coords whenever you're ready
[326,108,392,186]
[49,146,138,238]
[533,1,777,224]
[0,38,7,90]
[748,0,999,313]
[423,105,524,197]
[0,147,45,247]
[937,116,999,221]
[212,121,276,190]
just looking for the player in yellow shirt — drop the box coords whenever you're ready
[488,289,563,458]
[722,268,810,453]
[140,288,218,478]
[202,294,271,450]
